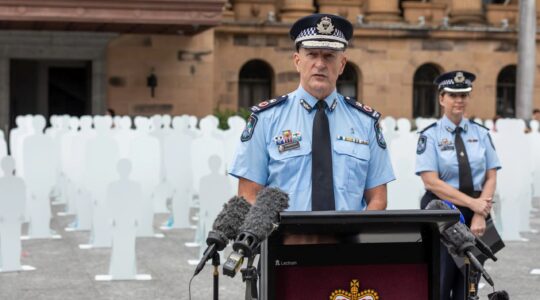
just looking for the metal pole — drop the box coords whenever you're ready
[516,0,537,119]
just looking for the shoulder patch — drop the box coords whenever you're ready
[417,134,427,154]
[344,96,381,120]
[374,121,387,149]
[470,120,489,131]
[250,95,288,114]
[419,122,437,134]
[240,114,258,142]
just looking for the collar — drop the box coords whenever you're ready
[442,115,469,133]
[296,85,338,113]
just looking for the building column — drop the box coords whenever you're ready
[280,0,315,23]
[365,0,401,23]
[0,58,9,134]
[317,0,364,24]
[516,0,536,119]
[450,0,485,25]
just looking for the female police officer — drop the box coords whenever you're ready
[415,70,501,299]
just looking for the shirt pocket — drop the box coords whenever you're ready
[333,140,370,196]
[268,142,312,191]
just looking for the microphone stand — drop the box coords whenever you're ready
[241,255,258,300]
[212,252,220,300]
[464,256,480,300]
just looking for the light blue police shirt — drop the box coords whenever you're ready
[229,85,395,211]
[415,115,501,191]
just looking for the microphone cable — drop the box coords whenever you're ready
[188,274,195,300]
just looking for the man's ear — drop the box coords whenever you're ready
[338,54,347,75]
[293,51,301,72]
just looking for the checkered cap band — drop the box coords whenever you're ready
[294,27,347,45]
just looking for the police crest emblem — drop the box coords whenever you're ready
[329,279,379,300]
[375,122,386,149]
[417,134,427,154]
[241,114,258,142]
[317,16,335,35]
[454,72,465,83]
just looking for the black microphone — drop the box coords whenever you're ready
[223,187,289,277]
[426,199,497,261]
[426,200,495,286]
[193,195,251,276]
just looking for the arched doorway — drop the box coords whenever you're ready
[238,59,273,108]
[496,65,517,118]
[413,63,442,118]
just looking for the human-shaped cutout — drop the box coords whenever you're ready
[102,159,147,280]
[22,115,60,239]
[130,117,162,238]
[387,118,423,209]
[58,117,81,216]
[114,116,136,159]
[380,116,397,148]
[150,115,174,213]
[189,155,232,265]
[0,156,34,272]
[161,116,194,230]
[223,116,246,195]
[187,115,201,138]
[50,115,71,206]
[495,119,529,240]
[11,115,34,177]
[80,116,120,248]
[191,116,227,194]
[529,121,540,200]
[66,116,96,232]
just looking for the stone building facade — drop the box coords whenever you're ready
[107,0,540,121]
[1,0,540,130]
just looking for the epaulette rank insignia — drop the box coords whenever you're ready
[419,122,437,134]
[344,96,381,120]
[470,120,489,131]
[250,95,288,114]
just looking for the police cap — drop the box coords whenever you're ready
[290,14,353,51]
[434,70,476,93]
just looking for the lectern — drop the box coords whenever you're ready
[259,210,460,300]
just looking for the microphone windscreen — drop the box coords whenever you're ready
[239,187,289,240]
[425,199,450,210]
[212,196,252,240]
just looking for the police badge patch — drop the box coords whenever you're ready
[375,122,386,149]
[417,135,427,154]
[241,114,258,142]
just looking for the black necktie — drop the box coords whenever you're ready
[312,101,335,211]
[454,127,474,194]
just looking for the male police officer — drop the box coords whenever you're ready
[230,14,395,211]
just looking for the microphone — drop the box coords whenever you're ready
[193,195,251,276]
[223,187,289,277]
[426,200,495,286]
[427,199,497,261]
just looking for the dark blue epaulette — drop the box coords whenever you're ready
[250,95,288,114]
[419,122,437,134]
[470,120,489,131]
[343,96,381,120]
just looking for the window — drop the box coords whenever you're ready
[238,60,273,108]
[496,65,516,118]
[413,63,442,118]
[337,62,360,99]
